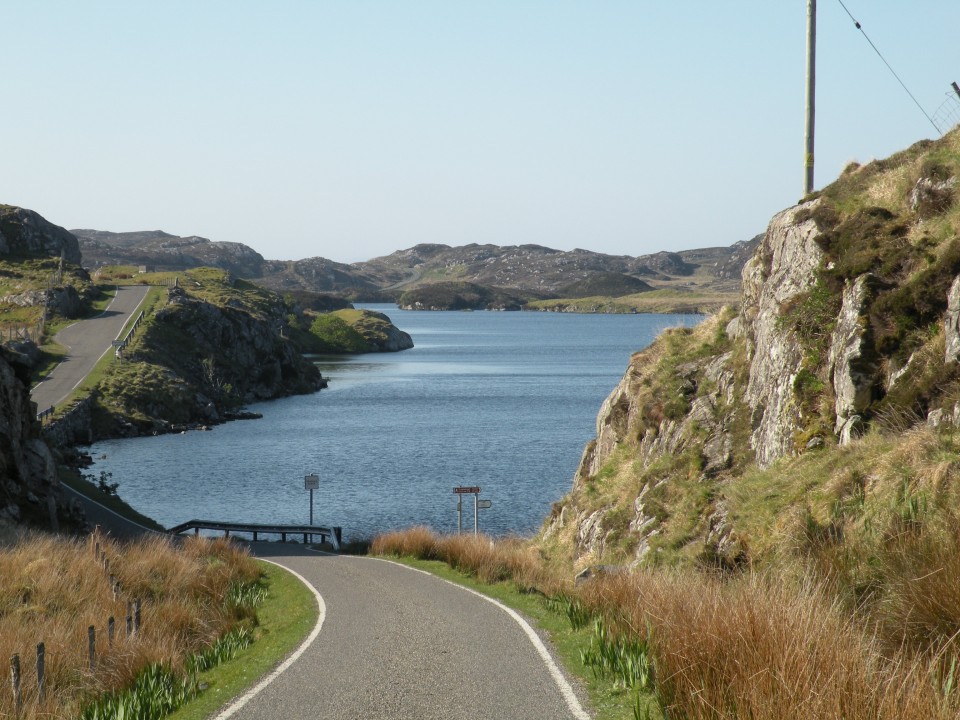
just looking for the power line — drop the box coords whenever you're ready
[835,0,941,136]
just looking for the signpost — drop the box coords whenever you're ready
[453,487,490,535]
[304,474,319,541]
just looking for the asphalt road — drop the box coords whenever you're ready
[68,490,591,719]
[222,544,591,720]
[30,284,150,412]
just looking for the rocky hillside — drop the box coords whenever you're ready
[74,229,265,278]
[90,268,328,436]
[0,348,76,534]
[541,129,960,570]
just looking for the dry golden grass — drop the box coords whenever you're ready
[374,525,960,719]
[0,530,259,719]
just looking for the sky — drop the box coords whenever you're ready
[2,2,959,264]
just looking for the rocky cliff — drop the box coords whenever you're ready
[0,348,68,533]
[542,129,960,570]
[92,269,326,436]
[0,205,81,264]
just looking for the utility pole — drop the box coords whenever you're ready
[804,0,817,196]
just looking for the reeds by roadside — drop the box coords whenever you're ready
[0,530,261,719]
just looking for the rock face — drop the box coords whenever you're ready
[153,286,324,404]
[741,201,824,467]
[828,274,874,443]
[0,206,81,264]
[0,349,63,531]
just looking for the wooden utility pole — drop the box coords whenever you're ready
[804,0,817,196]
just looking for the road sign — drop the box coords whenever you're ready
[477,500,492,509]
[454,486,480,494]
[305,474,319,490]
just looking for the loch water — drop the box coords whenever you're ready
[89,306,702,540]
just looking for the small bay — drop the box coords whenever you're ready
[89,305,702,540]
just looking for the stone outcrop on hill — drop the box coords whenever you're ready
[0,206,81,264]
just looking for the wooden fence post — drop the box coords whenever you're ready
[134,599,141,635]
[108,617,115,646]
[36,643,45,702]
[88,626,96,671]
[10,654,21,715]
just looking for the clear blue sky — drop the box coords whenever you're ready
[2,1,958,263]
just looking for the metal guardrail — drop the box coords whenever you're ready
[168,519,342,551]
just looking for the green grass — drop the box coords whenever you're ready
[385,556,659,720]
[166,560,319,720]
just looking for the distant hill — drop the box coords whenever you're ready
[72,227,761,311]
[72,229,265,278]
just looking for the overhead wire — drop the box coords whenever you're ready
[834,0,942,136]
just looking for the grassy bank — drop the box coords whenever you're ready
[0,532,263,719]
[372,526,960,719]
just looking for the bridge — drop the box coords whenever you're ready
[168,519,342,551]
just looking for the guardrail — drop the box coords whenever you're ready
[168,519,342,551]
[112,310,144,354]
[36,405,55,423]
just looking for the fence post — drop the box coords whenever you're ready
[10,654,21,715]
[108,617,115,646]
[134,599,141,635]
[36,643,45,702]
[88,625,96,671]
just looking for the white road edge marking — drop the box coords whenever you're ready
[374,557,592,720]
[212,559,327,720]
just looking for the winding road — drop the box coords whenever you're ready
[30,285,149,413]
[220,544,590,720]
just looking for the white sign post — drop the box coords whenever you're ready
[304,474,319,539]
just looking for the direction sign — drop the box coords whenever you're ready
[304,474,319,490]
[477,500,492,509]
[453,486,481,494]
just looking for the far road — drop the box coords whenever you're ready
[31,285,150,413]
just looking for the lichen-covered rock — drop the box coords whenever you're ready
[828,274,874,440]
[741,201,824,468]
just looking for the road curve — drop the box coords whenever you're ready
[229,543,591,720]
[31,285,150,412]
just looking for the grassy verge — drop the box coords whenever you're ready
[166,559,318,720]
[60,467,167,532]
[385,555,654,720]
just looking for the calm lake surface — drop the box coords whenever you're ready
[89,305,701,540]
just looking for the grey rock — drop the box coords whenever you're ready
[828,274,874,440]
[909,175,956,217]
[805,436,825,450]
[742,200,825,467]
[946,276,960,364]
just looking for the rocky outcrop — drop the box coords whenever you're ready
[1,286,84,319]
[0,206,81,264]
[0,349,64,532]
[152,285,324,403]
[741,201,824,467]
[945,276,960,364]
[828,274,874,443]
[356,311,414,352]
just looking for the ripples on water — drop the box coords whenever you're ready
[89,306,702,540]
